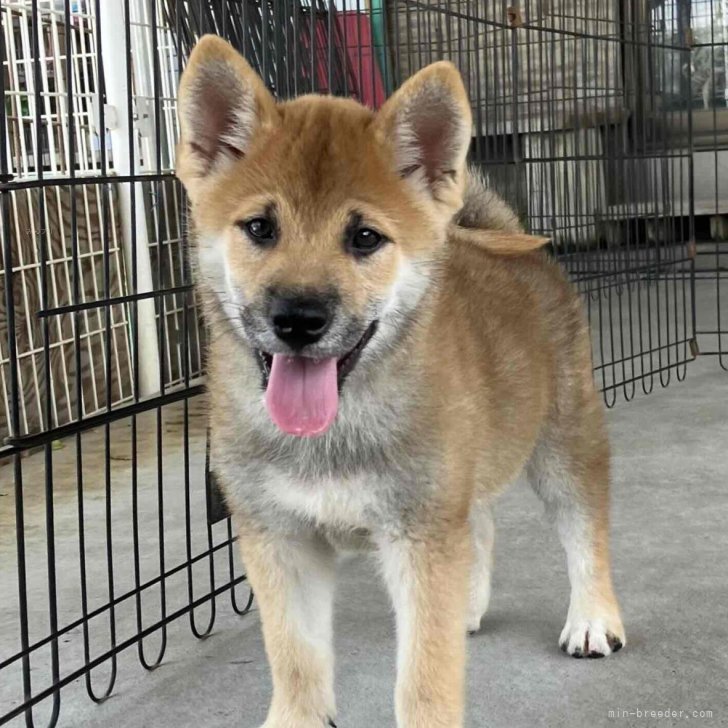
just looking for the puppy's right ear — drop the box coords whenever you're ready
[176,35,277,194]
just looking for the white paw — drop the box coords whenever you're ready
[467,613,483,634]
[559,616,625,658]
[467,576,491,634]
[260,716,336,728]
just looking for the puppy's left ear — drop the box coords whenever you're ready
[376,62,472,211]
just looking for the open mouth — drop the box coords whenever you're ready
[255,320,378,390]
[255,320,379,438]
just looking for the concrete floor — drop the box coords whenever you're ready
[2,355,728,727]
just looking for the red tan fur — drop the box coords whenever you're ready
[176,35,625,728]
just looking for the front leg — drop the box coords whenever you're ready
[377,524,471,728]
[237,521,337,728]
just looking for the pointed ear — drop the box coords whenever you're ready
[176,35,277,192]
[376,62,472,209]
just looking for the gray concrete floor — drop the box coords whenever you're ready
[2,350,728,728]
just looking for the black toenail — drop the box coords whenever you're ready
[560,642,567,653]
[328,719,337,727]
[607,635,623,652]
[588,651,605,659]
[572,647,583,658]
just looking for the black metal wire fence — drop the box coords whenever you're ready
[0,0,726,726]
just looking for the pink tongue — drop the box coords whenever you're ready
[265,355,339,437]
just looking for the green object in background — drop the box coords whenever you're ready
[369,0,393,96]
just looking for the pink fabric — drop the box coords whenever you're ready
[337,12,386,109]
[301,11,386,109]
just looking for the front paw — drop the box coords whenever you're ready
[260,716,336,728]
[559,615,625,658]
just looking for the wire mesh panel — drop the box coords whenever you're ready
[388,0,697,404]
[1,1,727,727]
[0,1,134,438]
[0,0,207,442]
[1,3,250,727]
[689,0,728,367]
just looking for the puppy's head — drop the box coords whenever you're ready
[177,36,471,436]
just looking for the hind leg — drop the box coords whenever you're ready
[527,426,625,658]
[467,497,494,633]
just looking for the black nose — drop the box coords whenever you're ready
[269,296,332,349]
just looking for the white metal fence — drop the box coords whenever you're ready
[0,0,204,442]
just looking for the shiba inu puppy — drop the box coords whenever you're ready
[176,35,625,728]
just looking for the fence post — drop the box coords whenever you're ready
[99,0,161,396]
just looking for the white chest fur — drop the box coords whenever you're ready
[255,465,389,532]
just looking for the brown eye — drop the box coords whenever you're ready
[350,227,385,256]
[242,217,276,246]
